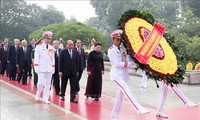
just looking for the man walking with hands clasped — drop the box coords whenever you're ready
[34,31,55,104]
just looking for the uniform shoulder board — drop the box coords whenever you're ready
[109,46,114,49]
[37,43,42,46]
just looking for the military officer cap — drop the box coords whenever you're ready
[91,38,96,43]
[35,39,43,45]
[59,38,63,43]
[42,31,53,39]
[111,29,123,39]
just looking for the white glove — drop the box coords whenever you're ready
[126,55,132,62]
[34,66,39,74]
[127,61,138,68]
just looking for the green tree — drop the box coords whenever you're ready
[29,22,106,50]
[187,0,200,17]
[90,0,179,32]
[0,0,65,41]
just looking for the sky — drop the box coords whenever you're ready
[26,0,96,22]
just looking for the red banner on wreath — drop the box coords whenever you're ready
[134,22,166,64]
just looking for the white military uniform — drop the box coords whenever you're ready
[108,45,148,119]
[34,42,55,103]
[139,70,148,88]
[156,80,197,117]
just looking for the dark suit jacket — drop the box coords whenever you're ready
[16,47,32,68]
[7,45,18,63]
[54,48,61,73]
[0,47,8,63]
[28,44,35,52]
[59,49,79,76]
[73,47,86,71]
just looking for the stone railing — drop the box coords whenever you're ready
[183,70,200,85]
[104,62,200,85]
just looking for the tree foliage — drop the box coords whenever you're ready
[88,0,200,61]
[0,0,65,41]
[29,22,105,49]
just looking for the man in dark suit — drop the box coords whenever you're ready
[16,40,32,84]
[27,39,35,79]
[59,40,79,103]
[52,40,61,95]
[0,42,9,77]
[74,39,86,93]
[7,39,20,80]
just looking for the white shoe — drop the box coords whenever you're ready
[156,112,168,118]
[111,117,118,120]
[142,85,147,89]
[138,84,143,87]
[185,102,197,107]
[43,100,51,104]
[137,107,150,114]
[35,96,39,101]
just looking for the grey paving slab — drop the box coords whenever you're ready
[80,70,200,109]
[0,87,61,120]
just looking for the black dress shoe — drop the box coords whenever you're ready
[95,98,99,101]
[61,96,65,101]
[56,93,60,95]
[70,99,78,104]
[22,83,28,85]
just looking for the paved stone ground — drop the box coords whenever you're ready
[1,69,199,120]
[0,87,61,120]
[79,70,200,109]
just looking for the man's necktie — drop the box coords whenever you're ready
[24,48,27,60]
[78,48,81,55]
[70,50,72,59]
[57,49,59,57]
[118,47,120,51]
[46,44,48,49]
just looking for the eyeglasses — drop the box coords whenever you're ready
[47,38,52,40]
[116,38,122,41]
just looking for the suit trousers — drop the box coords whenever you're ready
[111,79,142,118]
[33,71,38,86]
[28,65,32,77]
[36,72,52,101]
[61,74,77,100]
[0,62,8,76]
[156,81,191,113]
[76,70,83,92]
[17,60,28,84]
[9,62,17,80]
[52,72,60,94]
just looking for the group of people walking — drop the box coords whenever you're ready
[0,29,198,120]
[0,38,35,84]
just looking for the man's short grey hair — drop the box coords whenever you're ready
[53,40,59,44]
[67,40,73,44]
[21,39,27,43]
[14,39,20,42]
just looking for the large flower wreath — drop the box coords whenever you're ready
[118,10,186,84]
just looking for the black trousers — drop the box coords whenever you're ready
[33,71,38,86]
[17,61,28,84]
[76,70,83,92]
[9,62,16,80]
[52,72,60,94]
[61,73,77,100]
[1,62,8,76]
[27,65,32,77]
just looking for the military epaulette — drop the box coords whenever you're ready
[109,46,114,49]
[37,43,42,46]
